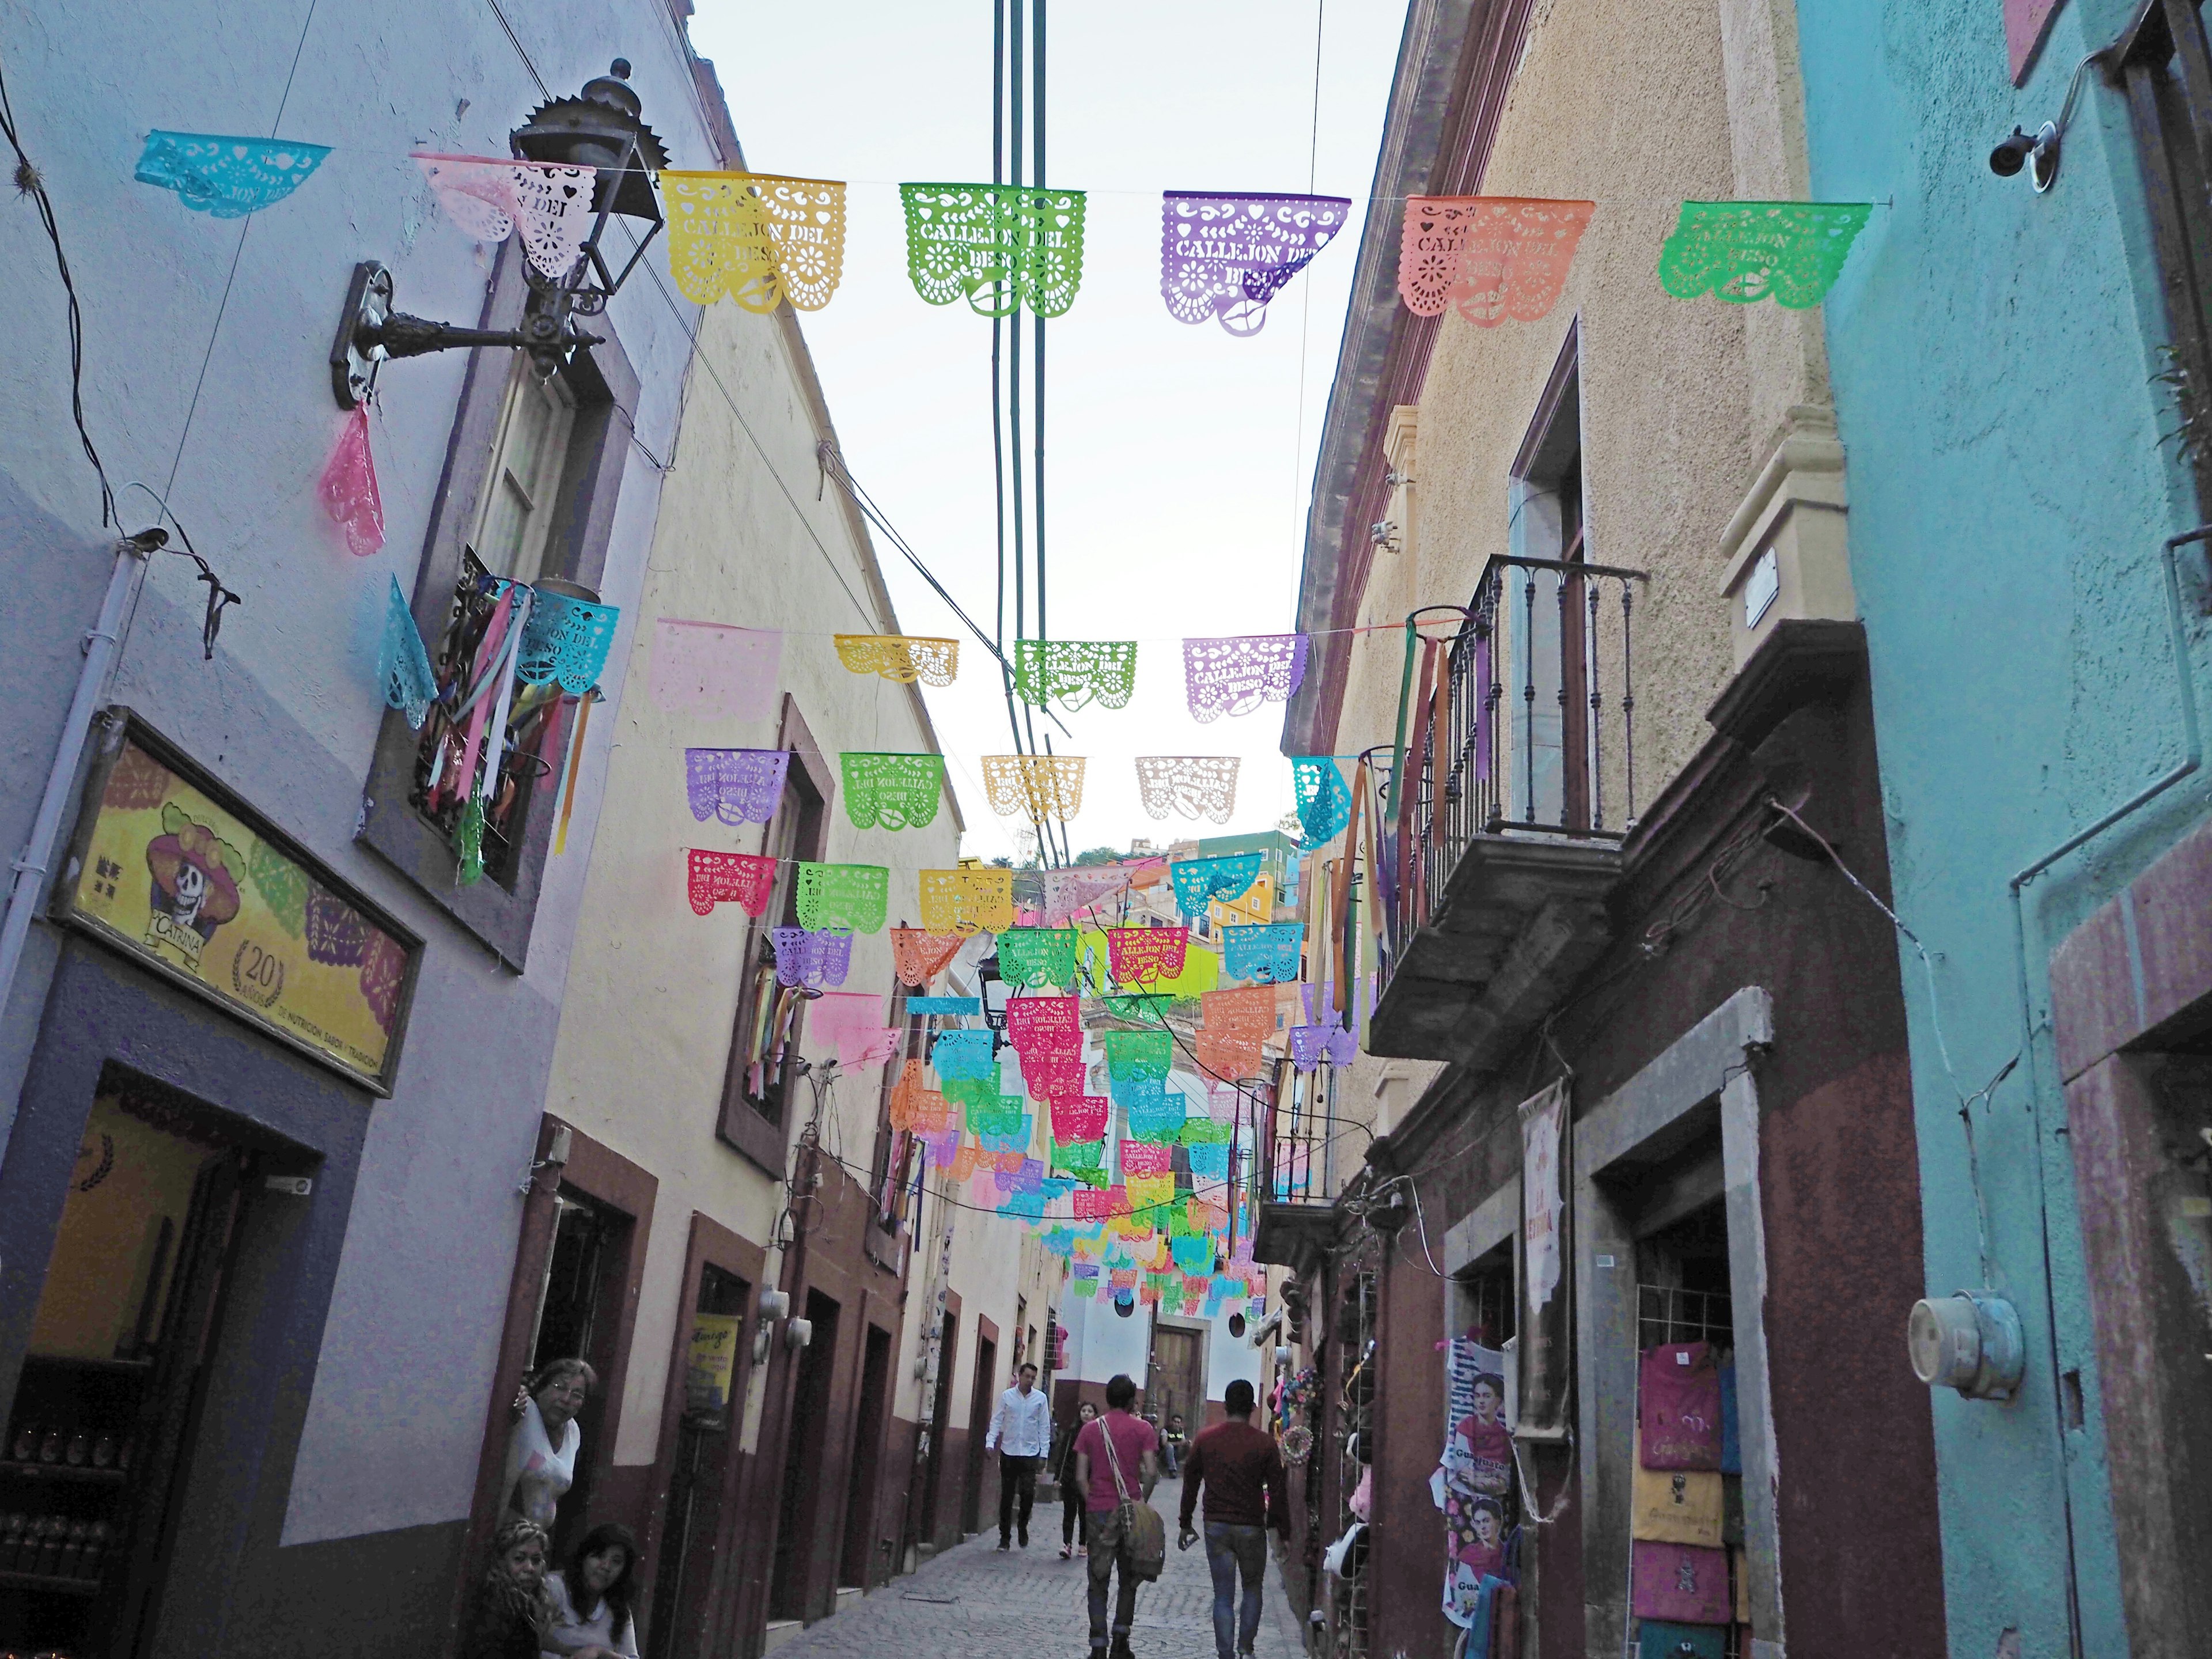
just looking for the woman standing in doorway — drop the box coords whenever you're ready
[1058,1402,1099,1560]
[502,1358,598,1529]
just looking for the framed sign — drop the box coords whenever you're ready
[54,713,422,1094]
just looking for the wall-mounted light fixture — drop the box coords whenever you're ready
[1907,1289,2025,1402]
[1989,51,2105,195]
[330,60,669,406]
[1369,520,1401,554]
[785,1317,815,1352]
[753,1288,791,1364]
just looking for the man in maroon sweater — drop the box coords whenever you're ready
[1177,1379,1289,1659]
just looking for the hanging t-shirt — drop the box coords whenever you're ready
[1074,1410,1160,1512]
[1639,1343,1723,1471]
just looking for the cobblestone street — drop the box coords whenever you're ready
[772,1479,1306,1659]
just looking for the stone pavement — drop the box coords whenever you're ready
[774,1478,1307,1659]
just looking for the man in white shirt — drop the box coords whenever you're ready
[984,1361,1053,1549]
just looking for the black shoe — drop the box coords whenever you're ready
[1110,1638,1135,1659]
[1019,1529,1029,1547]
[997,1539,1010,1551]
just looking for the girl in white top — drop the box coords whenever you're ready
[502,1358,597,1528]
[541,1521,640,1659]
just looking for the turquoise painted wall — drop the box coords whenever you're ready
[1798,2,2212,1653]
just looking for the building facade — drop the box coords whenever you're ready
[1266,3,1944,1658]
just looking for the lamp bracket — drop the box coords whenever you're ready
[331,260,604,409]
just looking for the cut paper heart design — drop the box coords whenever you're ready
[1135,756,1238,824]
[918,867,1016,935]
[1397,196,1595,327]
[1291,755,1352,844]
[771,926,854,988]
[794,863,888,933]
[1160,192,1352,335]
[685,749,790,827]
[661,171,848,312]
[516,589,620,692]
[1103,1029,1173,1082]
[980,755,1086,820]
[840,752,945,831]
[930,1029,999,1081]
[1105,926,1190,986]
[649,619,782,721]
[1052,1095,1110,1145]
[1183,635,1308,723]
[1021,1055,1089,1104]
[1012,639,1137,711]
[1222,922,1304,984]
[1004,993,1082,1051]
[892,926,968,987]
[319,404,384,557]
[833,633,959,686]
[1657,200,1873,309]
[900,183,1089,318]
[1121,1142,1175,1179]
[378,576,438,729]
[414,153,597,279]
[1039,864,1137,925]
[135,131,331,217]
[685,849,777,916]
[1170,853,1263,917]
[304,890,370,967]
[997,927,1078,989]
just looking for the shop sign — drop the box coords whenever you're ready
[685,1313,743,1416]
[55,715,421,1094]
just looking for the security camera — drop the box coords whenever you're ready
[1989,126,2035,176]
[1991,120,2061,191]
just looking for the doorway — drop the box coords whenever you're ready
[0,1072,253,1659]
[839,1325,893,1591]
[770,1290,840,1620]
[647,1263,749,1659]
[960,1332,996,1536]
[918,1309,957,1547]
[524,1188,631,1550]
[1148,1323,1205,1436]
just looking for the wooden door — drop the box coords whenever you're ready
[1148,1325,1204,1438]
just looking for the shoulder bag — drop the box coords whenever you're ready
[1100,1418,1166,1581]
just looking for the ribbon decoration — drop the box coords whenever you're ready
[1292,755,1353,844]
[685,849,777,916]
[1103,1029,1173,1082]
[889,1062,953,1132]
[1195,986,1278,1081]
[833,634,960,686]
[891,927,967,987]
[135,131,331,217]
[1183,635,1309,723]
[809,991,887,1059]
[1012,640,1138,711]
[1222,922,1304,984]
[649,619,782,721]
[1657,201,1873,308]
[413,154,598,279]
[1052,1094,1112,1145]
[794,862,889,933]
[378,577,438,729]
[319,405,384,557]
[910,995,981,1016]
[840,752,946,831]
[980,755,1087,820]
[899,183,1089,318]
[1039,864,1137,925]
[1160,192,1353,335]
[1105,926,1190,986]
[930,1029,999,1082]
[1135,756,1238,824]
[661,171,847,312]
[516,590,620,692]
[918,866,1016,934]
[997,927,1080,988]
[1170,852,1263,917]
[771,926,854,988]
[686,749,790,826]
[1397,197,1594,326]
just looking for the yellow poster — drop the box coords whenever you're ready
[60,727,417,1091]
[686,1313,743,1415]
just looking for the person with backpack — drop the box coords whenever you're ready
[1072,1373,1162,1659]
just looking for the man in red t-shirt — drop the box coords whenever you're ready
[1073,1373,1160,1659]
[1176,1378,1289,1659]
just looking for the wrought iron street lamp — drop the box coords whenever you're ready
[329,59,668,407]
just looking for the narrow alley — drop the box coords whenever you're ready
[768,1479,1305,1659]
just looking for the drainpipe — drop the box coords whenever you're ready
[2003,523,2208,1659]
[0,535,154,1044]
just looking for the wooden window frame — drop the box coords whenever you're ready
[715,695,835,1175]
[357,243,641,968]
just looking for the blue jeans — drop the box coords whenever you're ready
[1205,1521,1268,1659]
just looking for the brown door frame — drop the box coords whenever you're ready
[916,1290,961,1551]
[961,1316,999,1536]
[450,1116,657,1641]
[638,1213,766,1659]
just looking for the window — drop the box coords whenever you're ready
[358,242,639,966]
[717,696,833,1173]
[2115,0,2212,509]
[1505,324,1586,828]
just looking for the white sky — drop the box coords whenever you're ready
[687,1,1408,862]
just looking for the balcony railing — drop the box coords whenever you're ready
[1253,1060,1351,1266]
[1388,548,1647,946]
